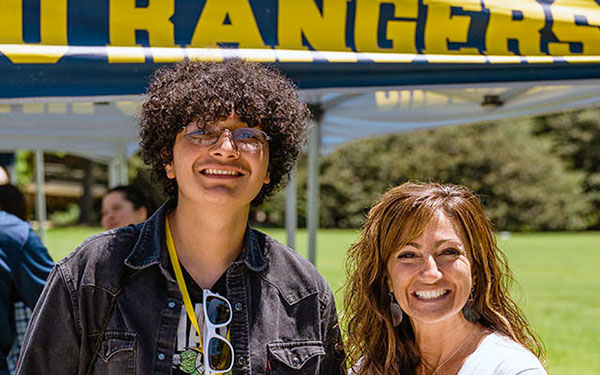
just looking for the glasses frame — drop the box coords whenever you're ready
[181,123,271,152]
[203,289,234,375]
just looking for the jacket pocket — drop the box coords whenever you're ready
[267,340,325,374]
[93,331,136,375]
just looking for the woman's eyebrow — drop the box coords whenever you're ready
[404,239,464,250]
[434,239,464,248]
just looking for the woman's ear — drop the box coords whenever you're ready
[385,276,393,294]
[470,274,477,291]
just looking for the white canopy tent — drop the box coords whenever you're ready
[0,99,140,182]
[3,81,599,159]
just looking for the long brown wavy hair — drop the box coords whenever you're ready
[343,181,545,375]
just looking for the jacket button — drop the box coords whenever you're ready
[157,352,166,361]
[234,302,243,312]
[237,356,247,366]
[168,302,176,309]
[291,356,301,366]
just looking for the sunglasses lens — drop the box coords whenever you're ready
[207,337,233,371]
[206,296,231,325]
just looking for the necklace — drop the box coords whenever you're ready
[427,325,479,375]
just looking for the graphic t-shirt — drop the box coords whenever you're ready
[172,267,231,375]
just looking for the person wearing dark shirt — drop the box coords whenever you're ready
[0,184,54,374]
[16,60,344,375]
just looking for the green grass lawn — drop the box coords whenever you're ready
[46,227,599,375]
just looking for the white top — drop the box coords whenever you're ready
[458,332,547,375]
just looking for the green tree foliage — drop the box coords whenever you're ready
[275,120,593,231]
[534,109,600,228]
[252,156,309,227]
[15,151,34,186]
[127,152,166,213]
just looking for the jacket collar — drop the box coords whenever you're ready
[124,199,269,273]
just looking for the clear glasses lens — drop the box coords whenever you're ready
[233,128,267,151]
[207,337,233,371]
[186,130,220,146]
[185,127,268,151]
[205,296,231,325]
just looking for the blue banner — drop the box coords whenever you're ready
[1,0,599,99]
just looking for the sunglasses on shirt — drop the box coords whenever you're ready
[203,289,234,374]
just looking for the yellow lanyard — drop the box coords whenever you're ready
[165,216,205,352]
[165,216,232,355]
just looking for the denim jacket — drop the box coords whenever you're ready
[16,201,344,375]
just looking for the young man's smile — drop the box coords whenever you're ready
[198,165,245,177]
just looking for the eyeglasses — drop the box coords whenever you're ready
[183,122,270,152]
[203,290,234,374]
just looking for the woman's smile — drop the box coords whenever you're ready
[413,288,451,301]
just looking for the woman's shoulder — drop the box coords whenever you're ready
[459,332,547,375]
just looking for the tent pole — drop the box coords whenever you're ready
[119,158,128,185]
[108,142,128,187]
[119,143,128,185]
[108,159,117,188]
[35,150,47,244]
[285,167,297,250]
[307,117,322,265]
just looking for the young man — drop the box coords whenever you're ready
[16,60,344,375]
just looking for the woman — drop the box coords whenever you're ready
[100,185,154,230]
[343,182,546,375]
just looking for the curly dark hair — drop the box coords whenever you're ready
[139,59,310,205]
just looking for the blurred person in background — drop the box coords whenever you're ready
[0,184,54,375]
[0,166,8,185]
[101,185,155,230]
[343,181,546,375]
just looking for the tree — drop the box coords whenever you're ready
[317,120,593,231]
[534,109,600,228]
